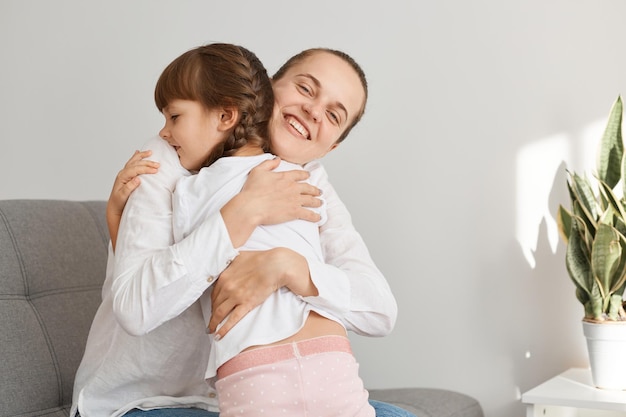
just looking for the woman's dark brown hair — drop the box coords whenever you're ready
[155,43,274,168]
[272,48,368,145]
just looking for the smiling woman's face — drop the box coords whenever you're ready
[269,51,366,165]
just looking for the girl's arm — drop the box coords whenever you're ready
[106,150,159,251]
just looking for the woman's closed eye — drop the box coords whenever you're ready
[297,83,313,96]
[327,110,340,125]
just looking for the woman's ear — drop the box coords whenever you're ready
[319,142,340,159]
[217,107,240,131]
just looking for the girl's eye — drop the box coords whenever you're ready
[328,111,340,124]
[170,114,179,121]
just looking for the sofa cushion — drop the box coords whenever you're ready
[0,200,108,417]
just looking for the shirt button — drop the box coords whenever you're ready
[207,276,215,283]
[208,392,217,398]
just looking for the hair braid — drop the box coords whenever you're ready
[202,46,274,167]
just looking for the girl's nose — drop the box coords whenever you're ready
[159,126,169,140]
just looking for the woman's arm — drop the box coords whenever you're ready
[209,165,397,339]
[308,175,398,337]
[208,247,317,337]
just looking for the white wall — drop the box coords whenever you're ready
[2,1,626,416]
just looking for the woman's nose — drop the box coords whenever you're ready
[303,102,322,122]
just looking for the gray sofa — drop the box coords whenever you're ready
[0,199,484,417]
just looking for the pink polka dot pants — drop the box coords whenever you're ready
[215,336,374,417]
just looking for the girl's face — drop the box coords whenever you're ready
[270,52,366,165]
[159,99,227,171]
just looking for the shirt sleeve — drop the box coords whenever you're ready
[111,137,239,336]
[300,165,398,337]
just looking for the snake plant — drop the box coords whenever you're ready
[557,96,626,322]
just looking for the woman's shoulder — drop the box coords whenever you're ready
[302,160,328,186]
[139,136,189,190]
[140,136,180,166]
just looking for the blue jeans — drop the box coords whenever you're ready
[121,401,417,417]
[369,400,416,417]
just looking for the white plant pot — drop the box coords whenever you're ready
[582,320,626,390]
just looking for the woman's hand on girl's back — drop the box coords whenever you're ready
[208,247,316,339]
[220,157,322,248]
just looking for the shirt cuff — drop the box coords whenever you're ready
[300,259,351,317]
[172,211,239,291]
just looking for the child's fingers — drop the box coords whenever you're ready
[124,150,157,170]
[113,177,141,203]
[127,149,153,164]
[123,177,141,194]
[117,161,159,183]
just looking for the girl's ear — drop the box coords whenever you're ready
[217,107,240,131]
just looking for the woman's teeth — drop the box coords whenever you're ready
[288,117,309,139]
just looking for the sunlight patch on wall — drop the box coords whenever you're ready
[515,119,605,269]
[516,134,569,268]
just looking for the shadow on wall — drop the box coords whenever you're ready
[471,158,589,417]
[489,116,610,415]
[514,159,591,415]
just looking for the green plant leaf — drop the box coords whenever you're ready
[557,205,572,243]
[566,216,593,296]
[591,223,621,300]
[608,293,623,320]
[599,179,626,223]
[598,96,623,189]
[589,282,605,321]
[609,232,626,295]
[570,173,599,229]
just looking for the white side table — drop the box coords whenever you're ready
[522,368,626,417]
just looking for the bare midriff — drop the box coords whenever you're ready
[242,311,346,353]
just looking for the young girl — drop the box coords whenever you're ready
[77,44,404,417]
[72,43,279,417]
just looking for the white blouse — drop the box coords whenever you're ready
[173,153,337,380]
